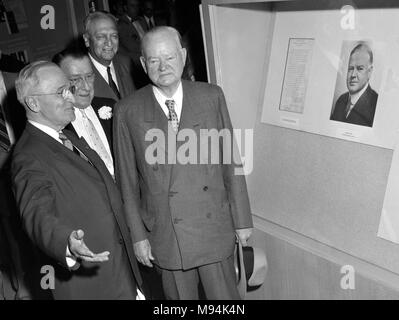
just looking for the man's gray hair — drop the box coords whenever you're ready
[141,26,183,57]
[15,61,56,105]
[83,11,117,35]
[350,42,373,65]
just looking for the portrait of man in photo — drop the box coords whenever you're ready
[330,41,379,127]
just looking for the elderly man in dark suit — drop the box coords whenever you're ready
[11,61,142,299]
[114,26,253,300]
[330,42,378,127]
[53,48,116,177]
[83,11,136,100]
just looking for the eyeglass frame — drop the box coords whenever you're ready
[69,72,95,87]
[28,84,76,100]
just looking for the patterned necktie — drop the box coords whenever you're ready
[59,131,74,151]
[59,131,92,164]
[80,109,114,176]
[0,102,11,151]
[165,99,179,132]
[107,66,121,99]
[345,99,353,118]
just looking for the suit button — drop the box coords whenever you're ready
[118,238,123,244]
[203,186,208,191]
[206,212,212,219]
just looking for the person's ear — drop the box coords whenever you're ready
[181,48,187,66]
[83,33,90,49]
[140,56,148,74]
[25,96,40,113]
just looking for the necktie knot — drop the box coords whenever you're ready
[59,131,73,151]
[165,99,176,112]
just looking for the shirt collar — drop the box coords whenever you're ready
[152,82,183,117]
[88,53,114,72]
[28,120,62,143]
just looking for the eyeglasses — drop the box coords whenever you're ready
[29,85,76,100]
[69,73,95,87]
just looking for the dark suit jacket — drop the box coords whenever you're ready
[91,53,135,101]
[114,81,253,270]
[330,85,378,127]
[11,123,142,299]
[117,15,151,89]
[66,96,116,158]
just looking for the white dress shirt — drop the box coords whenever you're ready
[88,53,120,90]
[71,106,114,176]
[152,82,183,120]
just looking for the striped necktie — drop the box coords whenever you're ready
[0,103,11,151]
[165,99,179,132]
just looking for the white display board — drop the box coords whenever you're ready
[261,8,399,149]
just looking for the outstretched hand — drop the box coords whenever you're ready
[68,229,110,262]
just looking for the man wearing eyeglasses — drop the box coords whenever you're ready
[11,61,142,299]
[53,48,116,178]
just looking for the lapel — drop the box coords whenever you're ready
[26,124,102,183]
[351,85,373,120]
[169,81,205,188]
[91,96,115,150]
[91,60,119,101]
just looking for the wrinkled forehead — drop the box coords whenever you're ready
[349,49,372,66]
[143,31,181,56]
[88,17,117,36]
[36,66,68,91]
[61,56,93,76]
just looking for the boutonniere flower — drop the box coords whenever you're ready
[98,106,112,120]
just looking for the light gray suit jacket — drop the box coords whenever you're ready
[114,80,253,270]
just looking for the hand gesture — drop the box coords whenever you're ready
[68,229,110,262]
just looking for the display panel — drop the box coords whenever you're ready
[261,7,399,149]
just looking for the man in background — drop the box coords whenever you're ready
[83,11,136,100]
[12,61,142,299]
[117,0,150,88]
[330,42,378,127]
[53,48,115,177]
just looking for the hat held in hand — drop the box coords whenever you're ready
[234,239,268,299]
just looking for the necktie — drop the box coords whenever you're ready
[148,18,154,29]
[59,131,92,164]
[345,99,353,118]
[80,109,114,176]
[59,131,73,151]
[165,99,179,132]
[107,66,121,99]
[0,103,11,151]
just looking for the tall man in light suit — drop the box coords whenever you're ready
[12,61,142,299]
[83,11,136,101]
[114,26,253,300]
[330,42,378,127]
[53,49,116,177]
